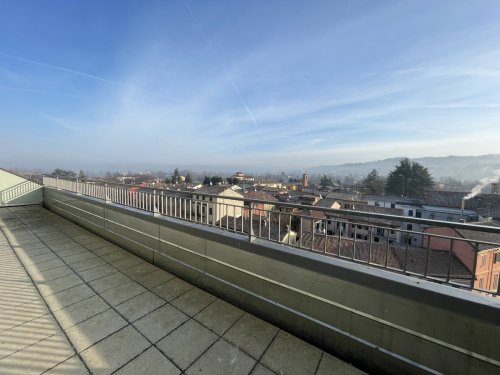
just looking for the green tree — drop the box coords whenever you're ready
[360,169,385,195]
[203,176,211,185]
[185,173,192,183]
[211,176,224,185]
[320,174,332,187]
[51,169,76,178]
[385,158,434,198]
[171,168,180,184]
[78,169,86,179]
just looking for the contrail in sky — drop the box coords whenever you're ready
[40,113,78,131]
[230,80,259,128]
[0,51,155,93]
[183,0,260,130]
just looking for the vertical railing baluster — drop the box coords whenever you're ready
[424,234,431,277]
[446,238,454,283]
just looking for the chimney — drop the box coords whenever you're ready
[460,198,465,222]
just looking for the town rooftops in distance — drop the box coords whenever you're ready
[232,172,255,181]
[195,185,243,196]
[243,190,278,202]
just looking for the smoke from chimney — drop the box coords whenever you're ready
[463,170,500,200]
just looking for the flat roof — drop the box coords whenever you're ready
[0,205,365,375]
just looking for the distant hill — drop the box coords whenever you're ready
[308,154,500,180]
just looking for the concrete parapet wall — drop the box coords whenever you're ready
[44,188,500,375]
[0,169,43,206]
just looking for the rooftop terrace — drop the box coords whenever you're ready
[0,205,364,375]
[1,171,499,374]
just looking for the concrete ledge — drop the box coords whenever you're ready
[43,188,500,375]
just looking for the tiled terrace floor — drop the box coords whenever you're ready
[0,205,366,375]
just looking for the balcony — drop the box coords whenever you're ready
[1,171,499,374]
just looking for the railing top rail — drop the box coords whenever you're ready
[43,176,500,236]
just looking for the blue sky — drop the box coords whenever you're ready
[1,1,500,172]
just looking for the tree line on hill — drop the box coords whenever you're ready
[318,158,434,198]
[361,158,433,198]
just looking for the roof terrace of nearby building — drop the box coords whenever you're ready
[0,205,364,375]
[2,171,500,374]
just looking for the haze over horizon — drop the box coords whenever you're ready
[2,1,500,169]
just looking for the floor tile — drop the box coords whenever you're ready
[171,287,216,317]
[152,278,193,301]
[99,281,146,306]
[186,338,255,375]
[157,319,217,370]
[260,331,322,375]
[316,353,367,375]
[195,299,244,335]
[251,364,275,375]
[223,314,279,360]
[111,256,144,271]
[45,355,90,375]
[78,264,117,282]
[115,291,165,322]
[37,273,83,297]
[71,257,107,273]
[80,326,150,375]
[65,309,128,352]
[133,304,189,343]
[121,262,158,281]
[135,269,175,289]
[44,284,95,311]
[115,347,180,375]
[88,272,130,293]
[52,295,109,329]
[0,333,75,375]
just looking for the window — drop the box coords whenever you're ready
[390,203,395,208]
[209,208,213,215]
[407,224,412,231]
[447,216,453,221]
[408,210,413,216]
[209,197,213,202]
[375,201,380,207]
[429,214,435,220]
[390,230,395,234]
[416,211,422,218]
[493,274,499,292]
[495,252,500,263]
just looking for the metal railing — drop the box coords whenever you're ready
[43,176,500,296]
[1,180,41,205]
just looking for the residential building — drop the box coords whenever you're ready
[368,195,479,246]
[423,226,500,293]
[243,190,278,217]
[256,180,283,189]
[232,171,255,183]
[192,185,244,224]
[314,198,403,244]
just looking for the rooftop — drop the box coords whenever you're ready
[0,205,364,375]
